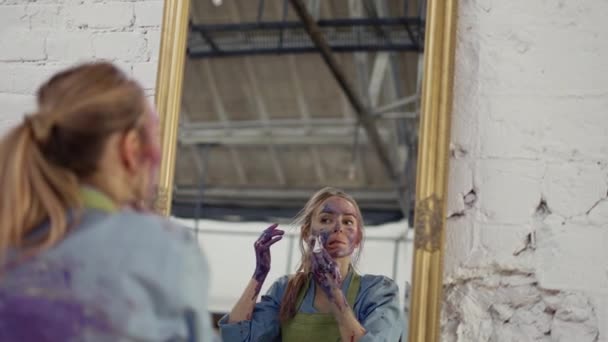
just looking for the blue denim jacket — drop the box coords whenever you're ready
[0,188,214,341]
[218,271,406,341]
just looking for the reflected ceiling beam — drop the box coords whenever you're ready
[242,60,288,186]
[173,186,400,210]
[374,94,419,115]
[182,115,416,131]
[179,126,390,146]
[187,18,422,58]
[348,0,370,185]
[179,111,205,177]
[289,0,398,182]
[371,0,409,210]
[230,2,288,187]
[307,0,320,20]
[368,52,391,108]
[275,0,326,183]
[202,60,248,185]
[349,0,370,109]
[287,55,326,183]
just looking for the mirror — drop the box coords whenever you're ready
[155,0,457,341]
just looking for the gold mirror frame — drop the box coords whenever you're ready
[154,1,457,341]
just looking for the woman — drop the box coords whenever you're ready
[219,187,405,341]
[0,62,214,341]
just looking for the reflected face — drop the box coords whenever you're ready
[311,196,361,258]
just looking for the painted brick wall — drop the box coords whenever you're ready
[0,0,163,134]
[444,0,608,341]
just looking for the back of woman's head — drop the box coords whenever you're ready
[0,62,147,259]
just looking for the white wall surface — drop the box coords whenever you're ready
[445,1,608,341]
[0,0,163,134]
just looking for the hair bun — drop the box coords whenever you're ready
[24,113,52,144]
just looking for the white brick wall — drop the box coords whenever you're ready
[445,0,608,341]
[0,0,162,134]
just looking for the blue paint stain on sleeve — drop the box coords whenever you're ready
[0,291,113,341]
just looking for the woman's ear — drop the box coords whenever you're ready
[118,129,143,174]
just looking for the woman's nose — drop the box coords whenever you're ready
[333,223,343,233]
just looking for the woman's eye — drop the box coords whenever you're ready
[320,218,331,224]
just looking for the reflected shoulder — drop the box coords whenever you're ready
[359,274,399,293]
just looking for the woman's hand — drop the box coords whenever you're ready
[309,235,366,341]
[309,235,343,307]
[229,224,284,322]
[252,224,284,296]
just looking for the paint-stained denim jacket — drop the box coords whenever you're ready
[0,188,215,341]
[218,271,406,342]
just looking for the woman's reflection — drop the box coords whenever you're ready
[219,187,406,341]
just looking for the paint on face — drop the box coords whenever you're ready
[312,197,360,259]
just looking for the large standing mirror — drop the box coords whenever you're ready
[155,0,457,341]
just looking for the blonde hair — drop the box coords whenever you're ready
[278,187,365,322]
[0,62,147,261]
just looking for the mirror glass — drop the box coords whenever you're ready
[169,0,426,336]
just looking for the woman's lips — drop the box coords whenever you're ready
[327,240,347,247]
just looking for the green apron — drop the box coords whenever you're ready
[281,272,361,342]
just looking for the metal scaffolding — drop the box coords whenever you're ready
[188,17,424,58]
[175,0,426,225]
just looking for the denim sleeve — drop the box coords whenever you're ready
[218,276,288,342]
[357,275,406,342]
[131,216,216,342]
[0,211,218,342]
[170,227,215,342]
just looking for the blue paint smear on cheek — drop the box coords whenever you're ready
[320,230,331,247]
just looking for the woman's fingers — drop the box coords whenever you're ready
[313,235,324,253]
[257,224,283,243]
[260,223,280,238]
[264,235,283,248]
[264,223,279,232]
[311,250,324,269]
[268,229,285,237]
[322,248,334,264]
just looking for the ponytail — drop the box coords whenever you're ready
[0,118,81,262]
[0,62,147,263]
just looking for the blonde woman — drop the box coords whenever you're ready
[0,62,214,341]
[219,187,405,341]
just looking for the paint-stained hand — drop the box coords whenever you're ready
[309,235,342,300]
[252,224,284,284]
